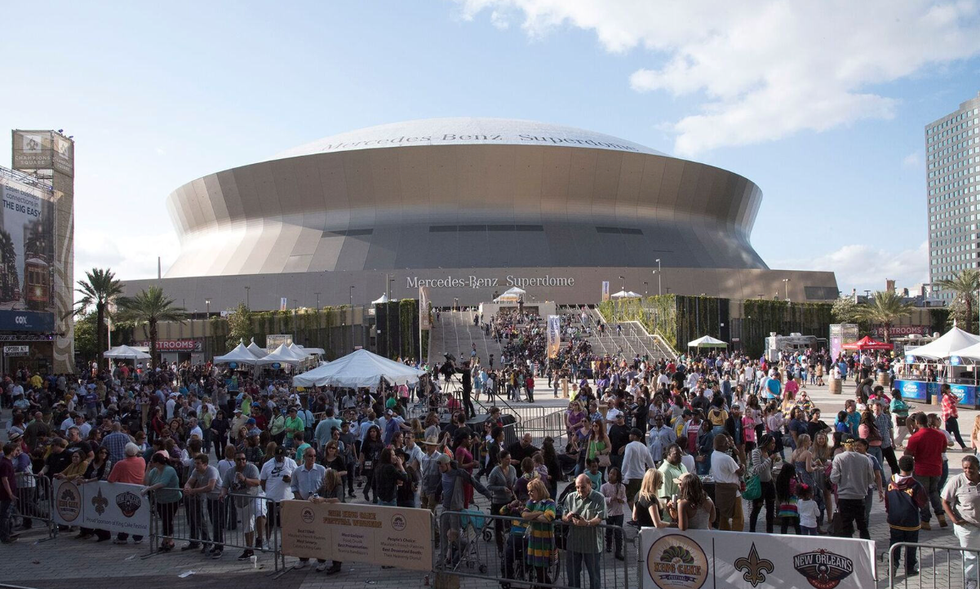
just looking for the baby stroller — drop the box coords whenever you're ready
[451,507,491,575]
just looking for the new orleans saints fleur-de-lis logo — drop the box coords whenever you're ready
[92,488,109,516]
[734,543,775,588]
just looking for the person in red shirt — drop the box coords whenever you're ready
[940,385,969,450]
[904,413,949,530]
[107,443,147,544]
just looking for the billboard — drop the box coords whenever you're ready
[12,130,74,177]
[0,171,56,331]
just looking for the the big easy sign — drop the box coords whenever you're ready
[136,339,202,352]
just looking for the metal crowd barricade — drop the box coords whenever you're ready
[889,542,980,589]
[434,510,637,589]
[14,473,56,541]
[145,487,282,573]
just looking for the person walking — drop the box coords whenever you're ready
[941,385,969,450]
[942,454,980,589]
[830,435,874,540]
[885,455,926,579]
[904,413,949,530]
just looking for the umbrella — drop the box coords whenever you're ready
[687,335,728,348]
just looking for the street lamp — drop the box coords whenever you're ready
[618,275,625,292]
[643,281,648,296]
[314,292,321,310]
[205,298,211,357]
[655,259,662,296]
[782,278,790,301]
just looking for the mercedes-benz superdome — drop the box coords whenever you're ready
[125,118,838,308]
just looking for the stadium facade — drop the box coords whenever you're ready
[124,118,838,309]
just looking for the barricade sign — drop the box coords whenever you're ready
[280,500,432,571]
[639,528,875,589]
[53,480,150,536]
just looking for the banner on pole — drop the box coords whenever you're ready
[547,314,560,358]
[280,500,432,571]
[640,528,875,589]
[419,286,431,331]
[53,479,150,536]
[601,281,610,302]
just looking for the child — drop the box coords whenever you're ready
[600,467,626,560]
[835,410,850,434]
[797,484,819,535]
[885,456,926,578]
[775,463,801,534]
[585,458,603,491]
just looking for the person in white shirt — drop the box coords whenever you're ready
[260,447,297,503]
[622,428,656,505]
[709,435,743,531]
[188,417,204,440]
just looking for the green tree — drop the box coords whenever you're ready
[831,295,859,323]
[225,302,254,350]
[73,311,98,361]
[116,286,187,368]
[72,268,124,369]
[853,291,914,343]
[935,269,980,333]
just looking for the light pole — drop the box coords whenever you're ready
[314,292,320,310]
[655,259,662,296]
[783,278,790,301]
[244,286,250,308]
[643,281,648,296]
[205,298,211,357]
[349,286,355,351]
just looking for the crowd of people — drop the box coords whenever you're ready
[1,336,980,588]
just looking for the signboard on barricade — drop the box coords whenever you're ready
[280,500,432,571]
[640,528,875,589]
[53,479,150,536]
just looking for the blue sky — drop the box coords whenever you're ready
[1,1,979,295]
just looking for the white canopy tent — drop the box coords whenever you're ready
[687,335,728,348]
[292,348,425,390]
[246,340,267,358]
[950,340,980,362]
[214,343,262,365]
[286,343,313,358]
[104,345,151,360]
[372,293,390,304]
[906,326,980,360]
[494,287,526,303]
[258,344,305,365]
[610,290,642,299]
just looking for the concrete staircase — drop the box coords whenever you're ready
[427,309,504,368]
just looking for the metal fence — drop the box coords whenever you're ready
[145,488,283,573]
[888,542,980,589]
[434,510,638,589]
[13,473,56,541]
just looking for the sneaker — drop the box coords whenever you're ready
[326,564,342,575]
[237,549,254,561]
[615,553,625,561]
[181,543,201,551]
[134,538,143,545]
[295,560,307,570]
[113,538,128,545]
[315,562,329,572]
[211,550,223,560]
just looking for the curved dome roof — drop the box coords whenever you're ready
[274,117,666,160]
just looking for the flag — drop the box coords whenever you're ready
[547,315,560,358]
[419,286,431,331]
[601,281,610,302]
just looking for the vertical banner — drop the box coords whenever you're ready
[640,528,875,589]
[419,286,431,330]
[280,297,288,311]
[53,479,150,536]
[829,324,842,363]
[547,314,560,358]
[601,281,610,302]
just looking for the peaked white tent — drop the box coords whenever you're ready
[906,326,980,360]
[292,348,425,389]
[610,290,642,299]
[214,343,262,365]
[258,344,305,365]
[494,287,526,303]
[949,340,980,362]
[372,293,390,304]
[688,335,728,348]
[287,343,313,358]
[104,345,151,360]
[246,340,267,358]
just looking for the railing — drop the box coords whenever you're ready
[434,510,638,589]
[513,408,567,446]
[13,473,57,541]
[146,488,283,573]
[888,541,980,588]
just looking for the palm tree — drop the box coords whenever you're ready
[72,268,124,369]
[935,269,980,333]
[853,291,914,343]
[116,286,187,369]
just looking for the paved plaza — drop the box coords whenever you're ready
[0,379,973,589]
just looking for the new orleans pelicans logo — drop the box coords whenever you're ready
[116,492,142,518]
[794,549,854,589]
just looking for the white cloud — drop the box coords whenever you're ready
[455,0,980,155]
[772,241,929,294]
[903,151,922,168]
[74,228,179,288]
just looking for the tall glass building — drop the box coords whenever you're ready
[927,92,980,300]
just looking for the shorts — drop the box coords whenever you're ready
[236,503,256,534]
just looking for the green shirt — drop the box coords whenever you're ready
[284,416,304,440]
[656,462,688,522]
[147,465,182,504]
[561,489,606,554]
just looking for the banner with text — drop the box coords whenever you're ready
[53,479,150,536]
[640,528,875,589]
[547,314,560,359]
[280,500,432,571]
[419,286,431,331]
[601,281,610,302]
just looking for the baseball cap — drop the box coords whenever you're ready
[275,446,286,455]
[246,418,256,425]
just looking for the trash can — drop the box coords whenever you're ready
[877,372,890,388]
[829,378,842,394]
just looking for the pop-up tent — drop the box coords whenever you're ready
[372,293,390,304]
[842,336,894,351]
[104,345,151,360]
[214,343,262,365]
[687,335,728,348]
[258,344,305,365]
[494,287,526,302]
[292,348,425,389]
[907,326,980,360]
[610,290,642,299]
[246,340,267,358]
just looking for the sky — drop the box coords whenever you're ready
[1,1,979,296]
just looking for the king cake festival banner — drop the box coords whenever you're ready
[640,528,875,589]
[53,480,150,536]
